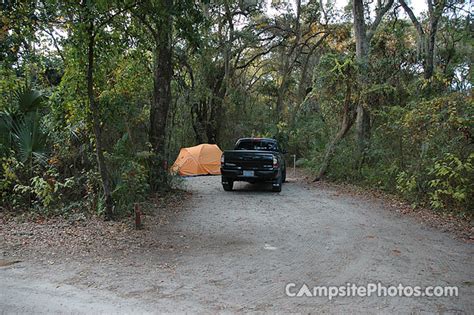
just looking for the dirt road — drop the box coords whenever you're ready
[1,176,473,313]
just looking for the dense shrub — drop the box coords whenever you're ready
[297,91,473,215]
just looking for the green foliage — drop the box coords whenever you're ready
[0,155,22,208]
[309,90,473,214]
[13,173,74,209]
[1,154,74,213]
[107,134,151,214]
[0,83,48,164]
[299,18,473,214]
[428,153,474,213]
[396,171,418,199]
[1,0,472,221]
[11,113,48,165]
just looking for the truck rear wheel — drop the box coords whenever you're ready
[222,178,233,191]
[272,176,282,192]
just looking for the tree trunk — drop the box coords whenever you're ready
[315,0,392,181]
[149,0,173,190]
[297,53,314,105]
[424,0,445,79]
[191,102,207,143]
[276,65,290,121]
[86,22,114,219]
[424,17,439,79]
[399,0,445,80]
[275,0,301,123]
[352,0,371,159]
[208,67,225,144]
[315,83,356,180]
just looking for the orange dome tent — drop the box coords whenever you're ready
[171,144,222,176]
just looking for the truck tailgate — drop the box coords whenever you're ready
[224,150,274,169]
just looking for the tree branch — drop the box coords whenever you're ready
[40,26,65,62]
[368,0,395,41]
[235,41,284,70]
[398,0,424,37]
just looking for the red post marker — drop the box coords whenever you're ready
[134,203,142,229]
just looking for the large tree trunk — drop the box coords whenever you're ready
[399,0,445,80]
[424,35,435,79]
[352,0,371,159]
[149,0,173,190]
[275,73,289,121]
[315,0,393,181]
[208,67,225,144]
[206,101,219,144]
[315,83,356,180]
[191,65,225,144]
[86,22,114,219]
[275,0,302,122]
[191,101,207,143]
[424,11,441,80]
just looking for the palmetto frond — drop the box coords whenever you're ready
[1,84,48,164]
[12,83,45,114]
[11,112,47,164]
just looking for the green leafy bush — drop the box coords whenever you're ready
[0,155,23,209]
[107,134,151,214]
[428,153,474,213]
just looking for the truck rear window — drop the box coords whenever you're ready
[235,140,277,151]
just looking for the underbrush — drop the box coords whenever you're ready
[296,92,474,218]
[0,83,184,221]
[0,150,184,220]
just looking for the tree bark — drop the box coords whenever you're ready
[191,102,207,144]
[276,68,289,120]
[399,0,446,80]
[275,0,302,122]
[86,22,114,219]
[149,0,173,190]
[352,0,371,158]
[315,83,356,180]
[315,0,393,180]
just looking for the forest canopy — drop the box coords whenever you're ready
[1,0,472,218]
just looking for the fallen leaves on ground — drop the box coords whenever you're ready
[0,190,192,263]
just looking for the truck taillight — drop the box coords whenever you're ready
[221,154,225,166]
[273,156,279,168]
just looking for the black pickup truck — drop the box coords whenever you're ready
[220,138,286,192]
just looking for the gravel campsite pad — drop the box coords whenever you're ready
[1,175,473,313]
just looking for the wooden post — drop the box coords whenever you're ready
[293,154,296,178]
[134,203,142,229]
